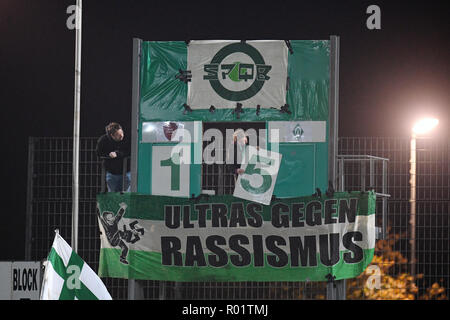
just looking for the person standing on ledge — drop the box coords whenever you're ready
[96,122,131,192]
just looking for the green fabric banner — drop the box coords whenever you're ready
[139,40,329,122]
[97,191,376,282]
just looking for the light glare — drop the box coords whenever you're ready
[412,118,439,134]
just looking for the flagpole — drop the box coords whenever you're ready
[72,0,82,253]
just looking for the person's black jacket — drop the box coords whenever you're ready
[96,134,131,174]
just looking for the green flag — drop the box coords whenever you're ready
[40,232,112,300]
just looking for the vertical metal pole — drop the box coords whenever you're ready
[409,133,416,277]
[339,158,344,191]
[218,165,224,195]
[122,157,127,191]
[369,158,374,188]
[130,38,141,194]
[101,167,106,193]
[129,38,143,300]
[71,0,82,253]
[382,160,388,239]
[361,161,366,191]
[25,137,35,260]
[158,281,167,300]
[327,35,345,300]
[328,36,339,189]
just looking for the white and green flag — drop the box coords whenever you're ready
[187,40,288,109]
[40,232,112,300]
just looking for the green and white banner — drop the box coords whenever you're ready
[97,191,376,282]
[187,40,288,109]
[40,233,112,300]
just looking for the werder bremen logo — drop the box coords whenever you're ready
[293,124,304,140]
[203,43,272,101]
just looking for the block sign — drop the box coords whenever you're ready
[233,146,282,205]
[0,261,41,300]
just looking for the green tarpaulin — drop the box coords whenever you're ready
[139,40,329,121]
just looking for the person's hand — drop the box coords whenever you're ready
[119,202,127,210]
[109,151,117,158]
[236,168,245,175]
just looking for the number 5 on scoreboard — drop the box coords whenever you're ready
[151,145,190,197]
[233,146,282,205]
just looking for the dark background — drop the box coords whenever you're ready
[0,0,449,260]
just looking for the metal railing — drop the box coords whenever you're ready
[337,154,390,240]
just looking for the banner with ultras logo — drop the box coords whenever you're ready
[187,40,288,109]
[97,191,376,282]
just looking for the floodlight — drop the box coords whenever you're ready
[412,118,439,134]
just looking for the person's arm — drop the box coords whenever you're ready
[96,136,110,158]
[226,163,242,175]
[116,138,131,159]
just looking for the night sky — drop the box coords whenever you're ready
[0,0,449,259]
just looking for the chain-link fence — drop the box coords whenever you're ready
[26,136,449,300]
[339,137,449,300]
